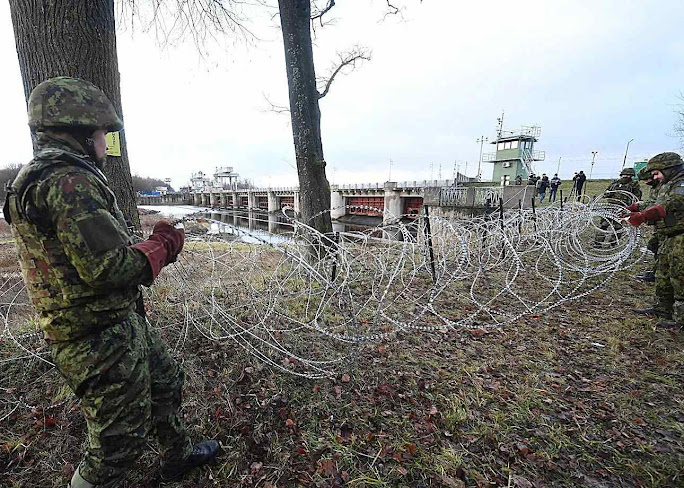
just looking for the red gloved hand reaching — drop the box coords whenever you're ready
[131,220,185,279]
[625,202,640,212]
[628,205,666,227]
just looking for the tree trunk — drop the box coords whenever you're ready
[278,0,332,234]
[8,0,140,230]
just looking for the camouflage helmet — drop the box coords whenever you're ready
[619,167,636,177]
[637,167,651,181]
[28,77,123,132]
[645,152,683,172]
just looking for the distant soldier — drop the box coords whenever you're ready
[593,168,642,247]
[4,77,219,487]
[514,174,523,185]
[527,173,537,186]
[604,167,642,203]
[630,152,684,328]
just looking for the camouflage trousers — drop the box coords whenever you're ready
[49,312,192,485]
[647,233,660,275]
[594,218,624,247]
[654,234,684,323]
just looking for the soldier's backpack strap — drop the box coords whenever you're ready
[2,153,107,226]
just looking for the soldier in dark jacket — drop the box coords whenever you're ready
[575,171,587,200]
[549,174,561,202]
[4,77,218,487]
[537,174,550,202]
[630,152,684,328]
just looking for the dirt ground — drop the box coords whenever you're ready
[0,215,682,488]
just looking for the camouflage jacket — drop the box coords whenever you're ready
[5,132,150,341]
[654,169,684,238]
[603,178,642,205]
[644,183,660,208]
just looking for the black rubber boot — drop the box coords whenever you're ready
[633,307,671,318]
[638,271,656,282]
[160,440,220,481]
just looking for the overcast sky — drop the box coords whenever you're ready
[1,0,683,189]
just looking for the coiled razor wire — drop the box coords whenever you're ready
[0,192,646,421]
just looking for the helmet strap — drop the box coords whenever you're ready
[84,137,97,159]
[68,129,104,166]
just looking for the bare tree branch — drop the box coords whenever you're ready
[118,0,264,52]
[262,93,291,114]
[380,0,405,21]
[379,0,422,22]
[385,1,400,15]
[676,92,684,148]
[317,46,371,99]
[311,0,335,23]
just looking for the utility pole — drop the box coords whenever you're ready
[622,139,634,169]
[476,136,488,181]
[388,158,393,181]
[430,162,434,181]
[590,151,598,179]
[556,157,562,174]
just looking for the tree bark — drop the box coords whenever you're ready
[8,0,140,230]
[278,0,332,234]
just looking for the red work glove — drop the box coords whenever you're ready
[131,221,185,280]
[628,205,666,227]
[625,202,640,212]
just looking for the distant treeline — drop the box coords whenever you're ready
[0,164,22,203]
[0,163,173,202]
[132,175,175,193]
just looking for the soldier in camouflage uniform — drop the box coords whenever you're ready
[3,77,219,487]
[593,167,642,247]
[629,167,661,282]
[630,152,684,328]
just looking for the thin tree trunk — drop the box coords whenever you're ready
[8,0,140,230]
[278,0,332,234]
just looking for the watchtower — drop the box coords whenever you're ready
[213,166,240,190]
[484,124,545,185]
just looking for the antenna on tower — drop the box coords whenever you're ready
[496,110,505,138]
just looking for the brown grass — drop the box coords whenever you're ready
[0,232,682,488]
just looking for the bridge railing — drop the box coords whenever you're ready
[439,187,468,206]
[474,186,502,206]
[438,186,503,207]
[337,183,383,190]
[396,179,461,188]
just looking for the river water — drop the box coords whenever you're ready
[138,205,390,244]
